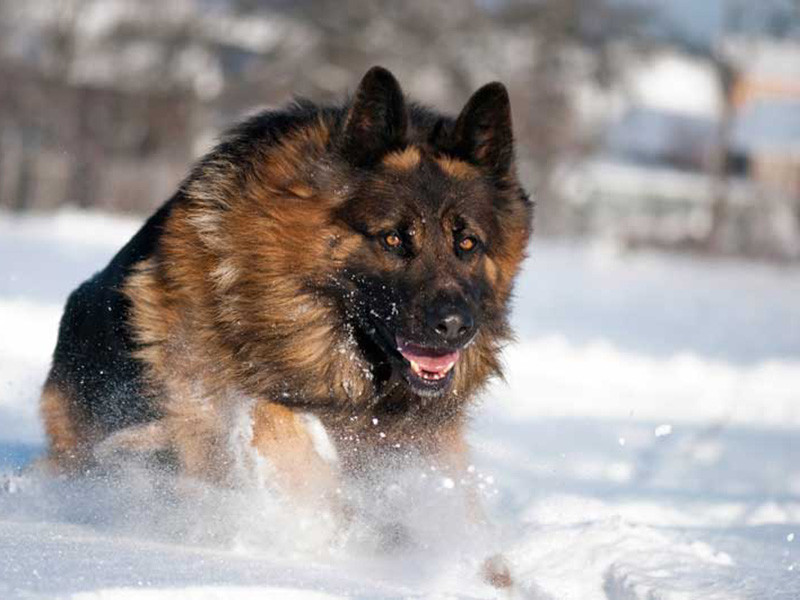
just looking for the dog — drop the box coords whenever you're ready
[40,66,533,588]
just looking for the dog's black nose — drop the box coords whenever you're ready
[429,307,474,343]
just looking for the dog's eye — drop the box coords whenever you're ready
[458,236,478,253]
[383,231,403,249]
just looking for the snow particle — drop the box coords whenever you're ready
[372,417,378,426]
[788,532,795,542]
[441,477,455,489]
[618,437,626,446]
[655,424,673,437]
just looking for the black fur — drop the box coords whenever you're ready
[48,198,178,433]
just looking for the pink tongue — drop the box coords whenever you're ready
[398,345,460,373]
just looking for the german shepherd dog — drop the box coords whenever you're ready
[41,67,532,587]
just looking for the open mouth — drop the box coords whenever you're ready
[396,338,460,393]
[355,315,464,396]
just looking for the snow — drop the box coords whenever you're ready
[2,208,800,599]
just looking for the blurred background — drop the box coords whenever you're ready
[1,0,800,259]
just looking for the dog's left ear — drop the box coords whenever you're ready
[342,66,408,166]
[449,82,514,179]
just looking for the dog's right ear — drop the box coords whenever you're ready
[342,66,408,166]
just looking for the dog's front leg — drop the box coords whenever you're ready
[250,401,341,509]
[434,420,514,591]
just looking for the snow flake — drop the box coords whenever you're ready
[655,424,673,437]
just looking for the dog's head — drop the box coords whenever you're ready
[323,67,532,399]
[193,67,531,405]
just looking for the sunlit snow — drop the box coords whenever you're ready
[1,209,799,599]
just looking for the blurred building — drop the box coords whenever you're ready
[561,41,800,258]
[727,38,800,206]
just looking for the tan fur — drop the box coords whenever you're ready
[382,146,421,170]
[483,256,500,287]
[114,123,379,481]
[287,183,314,199]
[93,422,171,460]
[251,402,338,502]
[40,382,87,471]
[492,218,531,298]
[122,253,239,480]
[481,555,514,589]
[435,156,479,179]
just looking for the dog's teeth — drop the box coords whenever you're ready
[407,356,458,382]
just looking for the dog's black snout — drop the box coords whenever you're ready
[428,305,475,344]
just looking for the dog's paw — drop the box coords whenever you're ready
[481,553,514,589]
[481,554,556,599]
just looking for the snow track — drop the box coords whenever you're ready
[1,210,799,599]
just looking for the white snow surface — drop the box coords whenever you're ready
[1,209,799,599]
